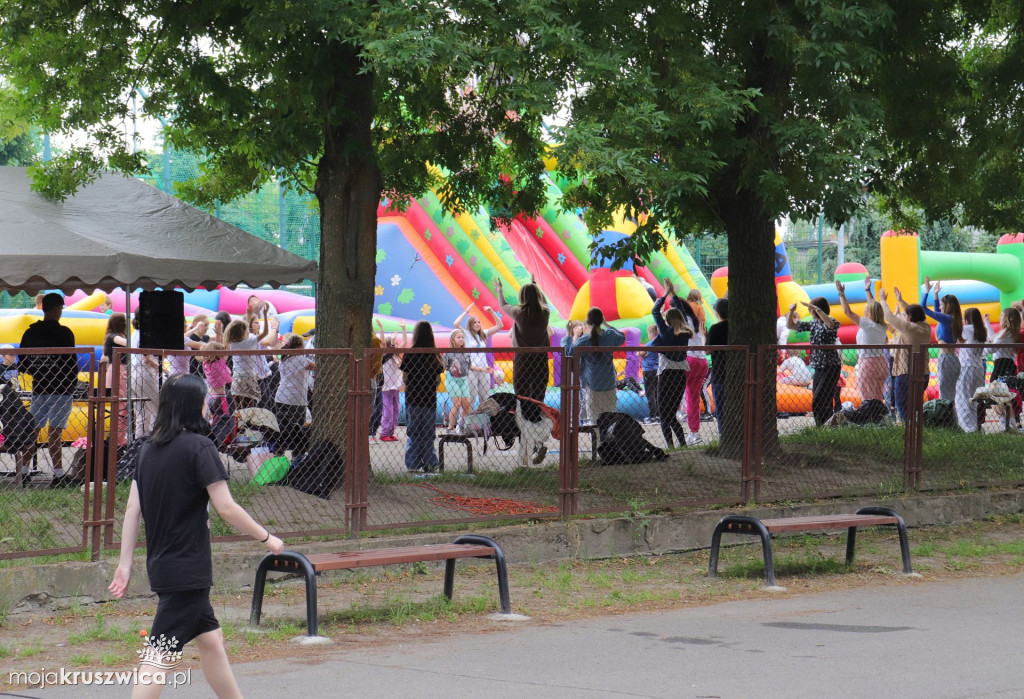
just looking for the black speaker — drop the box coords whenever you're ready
[137,290,185,350]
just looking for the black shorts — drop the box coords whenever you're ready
[149,588,220,652]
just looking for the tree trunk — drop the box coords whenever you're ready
[311,62,382,451]
[716,190,778,459]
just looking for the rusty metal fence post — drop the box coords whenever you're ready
[741,349,762,503]
[346,354,370,536]
[84,356,108,561]
[903,346,928,490]
[558,350,579,516]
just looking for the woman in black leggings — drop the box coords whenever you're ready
[650,284,693,448]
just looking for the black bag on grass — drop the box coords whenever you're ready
[845,398,889,425]
[595,412,667,465]
[489,392,520,450]
[288,440,344,500]
[923,399,956,429]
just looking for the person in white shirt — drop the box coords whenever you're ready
[129,318,161,438]
[225,306,270,410]
[778,354,813,386]
[957,308,990,432]
[246,294,279,335]
[274,334,315,455]
[453,304,502,411]
[836,279,889,402]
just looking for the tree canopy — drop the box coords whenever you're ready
[0,0,576,348]
[552,0,1021,451]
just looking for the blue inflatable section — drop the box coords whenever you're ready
[181,288,221,310]
[375,222,464,326]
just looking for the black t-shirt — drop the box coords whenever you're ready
[134,431,229,592]
[399,353,443,407]
[706,320,728,383]
[103,333,122,361]
[188,333,209,375]
[19,320,78,395]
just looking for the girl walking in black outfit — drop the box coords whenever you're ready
[109,374,283,697]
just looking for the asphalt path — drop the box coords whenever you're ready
[14,573,1024,698]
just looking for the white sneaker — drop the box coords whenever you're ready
[685,433,703,446]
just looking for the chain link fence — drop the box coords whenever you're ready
[758,344,908,501]
[568,345,750,514]
[0,348,95,558]
[356,345,562,530]
[6,340,1024,561]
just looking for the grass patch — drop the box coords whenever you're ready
[66,614,134,645]
[18,643,43,659]
[0,481,133,558]
[781,425,1024,488]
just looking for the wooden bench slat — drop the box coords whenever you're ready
[304,544,496,571]
[755,515,898,532]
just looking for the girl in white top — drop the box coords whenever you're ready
[836,279,889,402]
[225,305,270,409]
[453,304,501,411]
[957,308,989,432]
[274,333,315,456]
[990,306,1021,381]
[378,322,408,441]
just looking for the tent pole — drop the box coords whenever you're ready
[125,286,134,441]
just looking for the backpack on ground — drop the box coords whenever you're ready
[288,440,344,500]
[844,398,889,425]
[922,399,956,429]
[473,392,519,452]
[595,412,667,465]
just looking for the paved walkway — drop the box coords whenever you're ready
[20,572,1024,698]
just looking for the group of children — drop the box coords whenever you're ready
[779,277,1024,432]
[100,294,317,462]
[382,279,735,473]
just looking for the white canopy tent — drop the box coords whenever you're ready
[0,166,318,293]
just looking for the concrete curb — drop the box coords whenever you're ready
[3,490,1023,614]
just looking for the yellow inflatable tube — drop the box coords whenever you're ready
[67,290,108,311]
[0,313,109,347]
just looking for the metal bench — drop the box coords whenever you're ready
[250,534,510,637]
[708,506,913,587]
[578,424,599,458]
[438,433,474,473]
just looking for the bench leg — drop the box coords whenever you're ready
[709,516,776,587]
[450,534,511,614]
[439,441,446,472]
[249,556,271,628]
[845,526,858,566]
[708,521,725,578]
[464,440,473,474]
[856,506,914,574]
[249,552,321,637]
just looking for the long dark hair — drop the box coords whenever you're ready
[410,321,444,370]
[149,374,211,446]
[516,283,548,325]
[963,308,987,343]
[586,307,604,346]
[941,294,963,343]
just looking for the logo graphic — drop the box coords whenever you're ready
[136,632,183,670]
